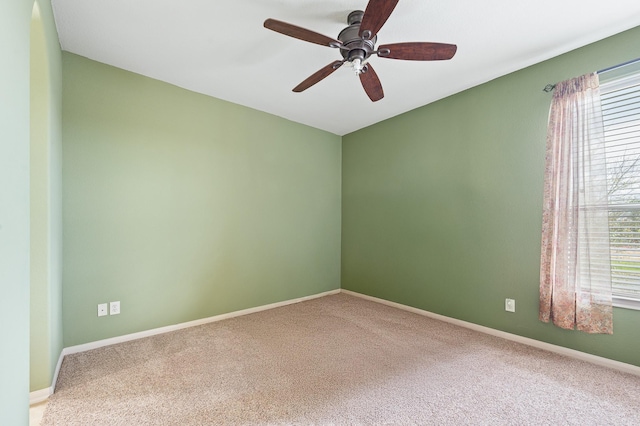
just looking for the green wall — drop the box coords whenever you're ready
[1,0,33,422]
[62,53,342,347]
[342,26,640,367]
[30,0,64,393]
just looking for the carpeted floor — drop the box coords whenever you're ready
[42,293,640,425]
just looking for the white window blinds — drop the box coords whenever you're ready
[600,72,640,307]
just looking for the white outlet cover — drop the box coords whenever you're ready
[98,303,108,317]
[110,301,120,315]
[505,298,516,313]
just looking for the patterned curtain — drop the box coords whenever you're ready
[540,73,613,334]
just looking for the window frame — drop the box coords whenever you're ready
[599,70,640,310]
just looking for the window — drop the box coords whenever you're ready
[600,71,640,309]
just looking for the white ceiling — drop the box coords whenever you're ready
[52,0,640,136]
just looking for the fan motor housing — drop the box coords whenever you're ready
[338,10,377,63]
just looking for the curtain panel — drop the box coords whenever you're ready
[540,73,613,334]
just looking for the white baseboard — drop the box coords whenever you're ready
[341,289,640,377]
[34,286,636,405]
[30,289,340,403]
[63,289,341,356]
[30,345,72,405]
[29,387,52,405]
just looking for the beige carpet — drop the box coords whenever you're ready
[42,293,640,425]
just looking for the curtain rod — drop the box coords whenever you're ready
[542,56,640,92]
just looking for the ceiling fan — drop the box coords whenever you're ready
[264,0,457,102]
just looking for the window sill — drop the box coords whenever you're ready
[613,296,640,311]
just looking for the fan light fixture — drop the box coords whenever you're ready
[263,0,457,101]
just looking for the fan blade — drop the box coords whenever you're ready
[359,0,399,40]
[264,19,341,48]
[377,42,457,61]
[359,64,384,102]
[293,61,345,93]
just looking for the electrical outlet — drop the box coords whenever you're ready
[505,298,516,313]
[110,301,121,315]
[98,303,108,317]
